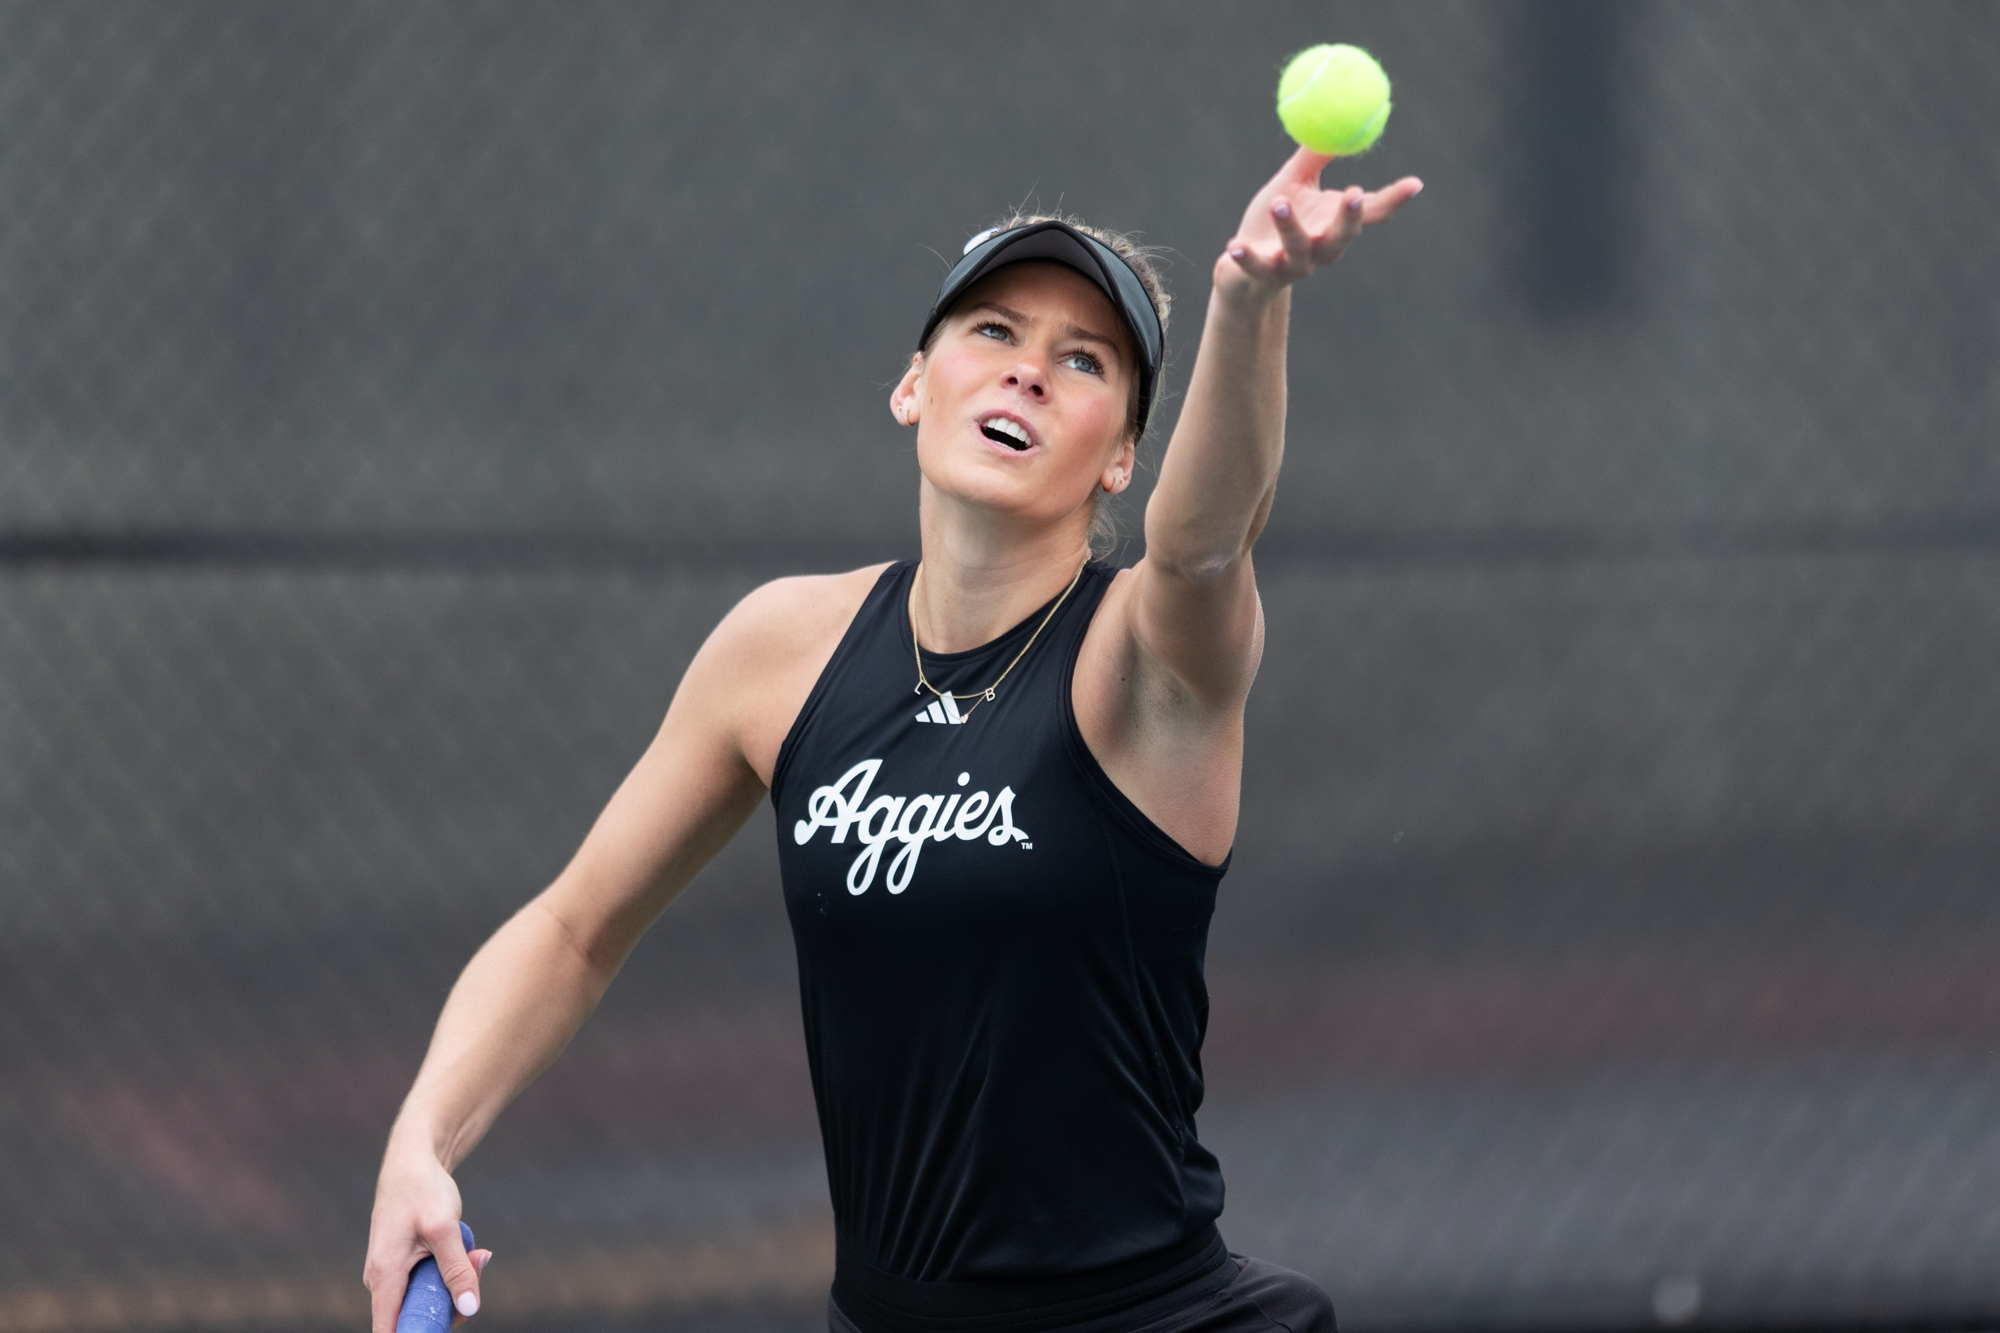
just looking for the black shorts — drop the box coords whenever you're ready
[829,1254,1336,1333]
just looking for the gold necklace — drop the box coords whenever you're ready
[910,560,1087,720]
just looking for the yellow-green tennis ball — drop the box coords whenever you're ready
[1277,44,1391,156]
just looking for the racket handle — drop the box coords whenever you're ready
[395,1221,475,1333]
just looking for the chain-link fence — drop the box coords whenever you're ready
[3,3,1997,1330]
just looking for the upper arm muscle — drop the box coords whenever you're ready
[1127,554,1264,708]
[1071,559,1262,867]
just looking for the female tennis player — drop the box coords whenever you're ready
[365,145,1420,1333]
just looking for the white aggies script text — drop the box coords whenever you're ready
[792,759,1029,895]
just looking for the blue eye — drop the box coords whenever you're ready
[974,322,1011,340]
[1062,351,1104,376]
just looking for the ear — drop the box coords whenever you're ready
[890,353,924,426]
[1100,438,1136,494]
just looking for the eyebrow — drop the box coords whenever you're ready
[966,301,1126,366]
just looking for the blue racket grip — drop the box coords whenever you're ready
[396,1221,475,1333]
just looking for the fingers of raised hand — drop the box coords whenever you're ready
[1360,176,1425,226]
[1281,189,1362,274]
[1226,176,1421,289]
[1318,187,1367,258]
[1225,236,1288,286]
[1279,144,1337,187]
[1225,201,1343,287]
[1272,197,1313,269]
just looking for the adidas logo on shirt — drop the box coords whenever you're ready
[914,693,967,725]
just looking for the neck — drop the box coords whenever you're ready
[913,482,1092,654]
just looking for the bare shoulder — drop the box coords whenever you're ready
[688,563,891,786]
[706,564,887,660]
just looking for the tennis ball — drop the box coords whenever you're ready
[1277,44,1391,156]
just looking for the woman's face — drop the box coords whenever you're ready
[895,261,1136,533]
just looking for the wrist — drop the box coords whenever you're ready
[1208,266,1293,326]
[1210,255,1292,317]
[386,1110,454,1171]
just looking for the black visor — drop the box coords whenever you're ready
[917,220,1164,437]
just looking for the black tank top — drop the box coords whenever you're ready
[770,560,1230,1329]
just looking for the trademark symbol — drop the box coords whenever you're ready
[1019,842,1033,850]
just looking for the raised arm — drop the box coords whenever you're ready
[361,571,870,1332]
[1135,148,1421,700]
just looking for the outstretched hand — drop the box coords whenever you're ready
[1217,146,1422,302]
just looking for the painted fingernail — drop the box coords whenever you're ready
[476,1253,491,1272]
[456,1291,479,1317]
[1347,193,1363,210]
[1273,200,1291,219]
[1228,245,1247,259]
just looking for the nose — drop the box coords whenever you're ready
[1001,357,1048,403]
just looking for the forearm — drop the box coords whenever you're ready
[1144,284,1291,577]
[366,583,803,1326]
[386,896,611,1171]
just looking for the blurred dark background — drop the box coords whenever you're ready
[3,2,1998,1330]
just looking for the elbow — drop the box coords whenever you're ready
[1141,526,1250,584]
[1147,549,1243,584]
[526,896,627,989]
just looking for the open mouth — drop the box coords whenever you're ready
[979,416,1032,451]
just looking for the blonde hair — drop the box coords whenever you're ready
[925,211,1173,560]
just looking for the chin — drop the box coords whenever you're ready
[925,466,1062,522]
